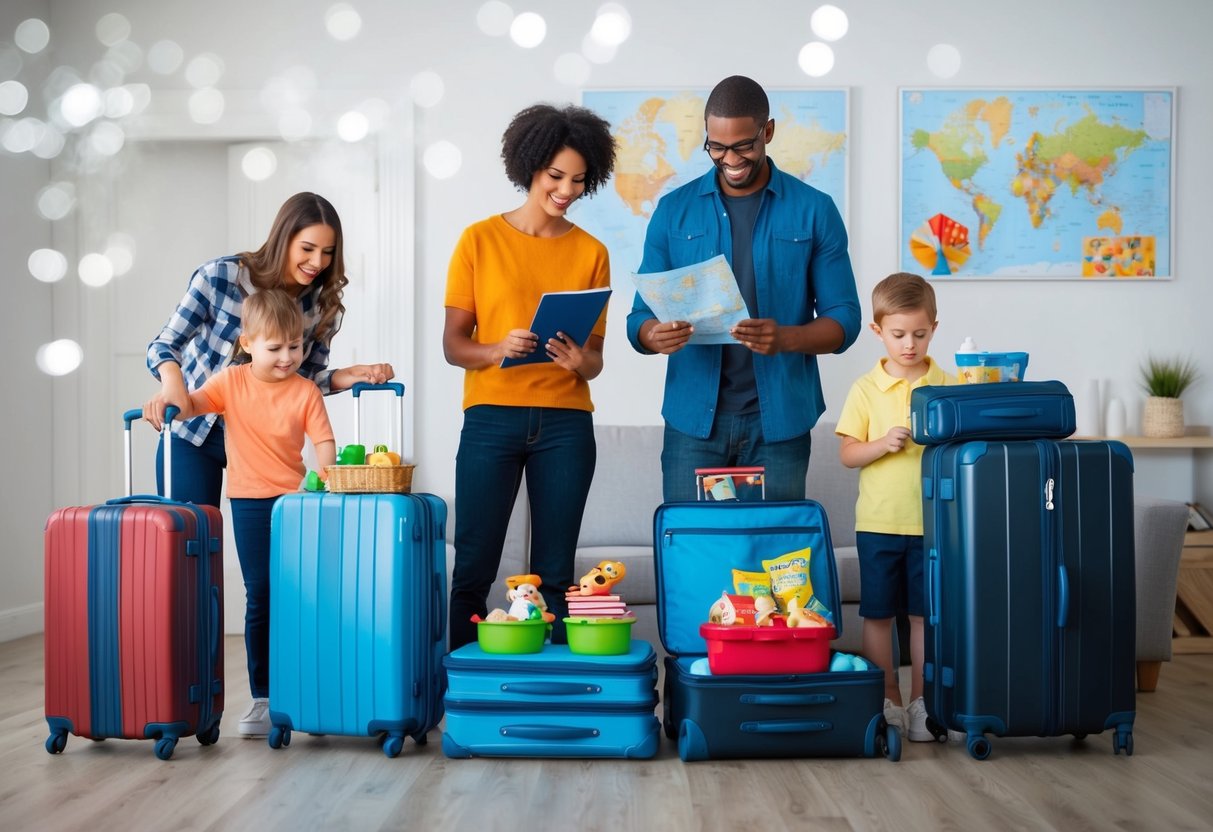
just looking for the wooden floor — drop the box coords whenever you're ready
[3,634,1212,832]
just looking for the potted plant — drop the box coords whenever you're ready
[1139,355,1200,438]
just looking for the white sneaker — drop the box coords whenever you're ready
[238,698,270,737]
[906,697,937,742]
[883,698,907,736]
[947,729,967,743]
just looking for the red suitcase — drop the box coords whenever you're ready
[43,407,224,760]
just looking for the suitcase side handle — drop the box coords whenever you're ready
[1057,564,1070,628]
[122,406,179,499]
[499,724,600,741]
[740,719,831,734]
[978,406,1045,420]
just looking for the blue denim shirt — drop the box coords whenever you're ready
[626,160,860,442]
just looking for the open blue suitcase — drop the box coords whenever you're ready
[442,641,660,759]
[267,384,446,757]
[656,500,900,762]
[922,438,1136,760]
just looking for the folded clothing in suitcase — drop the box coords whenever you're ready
[43,408,224,760]
[442,641,660,759]
[268,490,447,757]
[923,439,1136,760]
[656,500,899,762]
[911,380,1076,445]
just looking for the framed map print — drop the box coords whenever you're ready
[577,88,849,279]
[899,88,1175,280]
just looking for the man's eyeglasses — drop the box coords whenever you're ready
[703,121,770,159]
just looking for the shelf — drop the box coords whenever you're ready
[1076,433,1213,450]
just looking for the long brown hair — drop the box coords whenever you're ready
[241,192,347,344]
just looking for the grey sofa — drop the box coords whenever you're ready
[445,423,1188,691]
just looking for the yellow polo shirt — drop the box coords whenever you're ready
[445,215,610,412]
[835,357,955,535]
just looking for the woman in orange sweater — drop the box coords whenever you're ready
[444,103,617,649]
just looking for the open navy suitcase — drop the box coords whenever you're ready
[267,384,446,758]
[922,438,1136,760]
[655,500,900,762]
[441,641,660,759]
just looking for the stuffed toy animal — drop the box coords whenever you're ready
[571,560,627,596]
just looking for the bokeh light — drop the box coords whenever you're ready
[325,3,362,41]
[185,54,224,89]
[36,339,84,376]
[476,1,514,37]
[241,147,278,181]
[60,83,103,127]
[103,86,134,118]
[146,40,184,75]
[409,70,445,108]
[0,80,28,116]
[590,4,631,47]
[88,121,125,156]
[89,58,125,90]
[32,124,65,159]
[798,41,835,77]
[553,53,591,87]
[106,41,143,74]
[105,233,136,276]
[95,13,131,47]
[510,12,546,48]
[423,140,462,179]
[337,110,369,142]
[2,117,41,153]
[0,45,23,79]
[810,5,849,41]
[581,32,617,64]
[927,44,962,79]
[78,253,115,287]
[28,248,69,283]
[15,19,51,54]
[189,88,225,123]
[37,182,75,220]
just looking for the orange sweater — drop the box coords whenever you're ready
[445,215,610,412]
[194,364,334,498]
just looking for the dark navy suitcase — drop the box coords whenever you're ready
[655,500,900,762]
[911,381,1076,445]
[922,439,1136,760]
[441,641,660,759]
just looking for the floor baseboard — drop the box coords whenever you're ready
[0,603,42,644]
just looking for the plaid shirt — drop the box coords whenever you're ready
[146,256,339,446]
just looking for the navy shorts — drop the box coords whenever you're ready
[856,532,925,619]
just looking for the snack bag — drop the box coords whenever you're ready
[762,548,813,614]
[732,569,773,598]
[708,592,758,625]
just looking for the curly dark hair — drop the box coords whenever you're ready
[500,104,616,196]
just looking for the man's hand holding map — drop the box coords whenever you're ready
[631,255,749,345]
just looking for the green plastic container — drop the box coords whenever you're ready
[476,619,548,654]
[564,617,635,656]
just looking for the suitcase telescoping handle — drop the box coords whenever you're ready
[350,381,405,452]
[121,406,179,500]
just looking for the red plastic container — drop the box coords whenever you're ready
[700,623,836,675]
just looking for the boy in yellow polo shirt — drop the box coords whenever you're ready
[837,272,954,743]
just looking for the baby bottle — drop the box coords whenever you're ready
[955,336,981,384]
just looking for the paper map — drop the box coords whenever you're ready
[631,255,748,345]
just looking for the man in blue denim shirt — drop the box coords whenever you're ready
[627,76,861,501]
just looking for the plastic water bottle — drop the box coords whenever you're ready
[956,336,980,384]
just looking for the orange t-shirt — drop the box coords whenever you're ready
[194,364,334,499]
[444,214,610,412]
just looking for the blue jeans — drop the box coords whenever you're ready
[661,412,811,502]
[448,405,596,650]
[156,424,226,507]
[229,496,277,699]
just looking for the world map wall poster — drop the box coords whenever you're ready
[900,88,1175,280]
[577,88,849,281]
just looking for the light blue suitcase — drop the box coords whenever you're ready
[267,384,446,757]
[441,641,660,759]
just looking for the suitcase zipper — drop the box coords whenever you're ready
[1039,442,1059,736]
[663,526,820,545]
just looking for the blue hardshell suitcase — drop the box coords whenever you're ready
[922,439,1136,760]
[911,381,1076,445]
[441,641,660,759]
[656,500,900,762]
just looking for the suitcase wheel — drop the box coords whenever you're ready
[677,720,708,762]
[268,725,291,749]
[1113,730,1133,756]
[45,731,67,755]
[879,724,902,762]
[382,735,404,758]
[197,722,220,746]
[154,736,177,760]
[966,735,992,760]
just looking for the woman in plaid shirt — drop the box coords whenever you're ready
[143,192,393,507]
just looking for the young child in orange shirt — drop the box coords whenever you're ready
[174,288,335,736]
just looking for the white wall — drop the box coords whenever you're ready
[4,0,1211,637]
